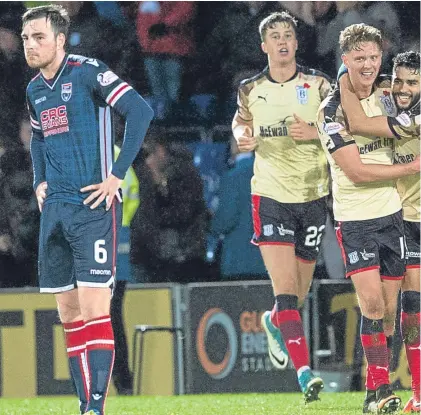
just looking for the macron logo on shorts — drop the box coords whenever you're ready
[90,269,112,276]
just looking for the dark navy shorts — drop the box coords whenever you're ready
[404,220,420,269]
[335,210,406,279]
[251,195,327,262]
[38,201,122,293]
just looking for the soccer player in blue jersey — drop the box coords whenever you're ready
[22,5,154,415]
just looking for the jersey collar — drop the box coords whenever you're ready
[405,99,420,116]
[40,54,69,90]
[265,64,299,84]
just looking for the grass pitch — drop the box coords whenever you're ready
[0,391,412,415]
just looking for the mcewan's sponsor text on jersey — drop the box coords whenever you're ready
[388,102,420,222]
[317,83,402,221]
[236,65,332,203]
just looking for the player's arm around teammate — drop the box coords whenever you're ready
[339,51,421,412]
[317,25,416,412]
[339,70,420,139]
[324,65,419,183]
[330,139,419,184]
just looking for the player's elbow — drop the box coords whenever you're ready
[132,95,154,122]
[350,176,366,184]
[345,169,366,184]
[146,104,154,121]
[346,118,365,135]
[347,123,358,135]
[141,100,154,122]
[347,123,361,136]
[121,94,155,123]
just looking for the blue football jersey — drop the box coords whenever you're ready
[26,54,152,205]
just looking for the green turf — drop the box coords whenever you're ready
[0,391,412,415]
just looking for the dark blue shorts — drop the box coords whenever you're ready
[404,220,420,269]
[38,201,122,293]
[251,195,328,262]
[335,210,406,279]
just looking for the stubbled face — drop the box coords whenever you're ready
[392,66,420,110]
[261,22,298,65]
[343,42,382,90]
[21,17,63,69]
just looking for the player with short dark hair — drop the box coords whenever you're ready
[318,24,419,414]
[233,10,333,403]
[22,4,154,415]
[22,2,70,37]
[339,50,420,414]
[258,10,298,42]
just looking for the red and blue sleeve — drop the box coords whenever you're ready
[85,60,154,180]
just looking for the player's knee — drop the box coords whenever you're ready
[80,301,111,321]
[78,287,112,320]
[402,275,421,292]
[57,304,82,323]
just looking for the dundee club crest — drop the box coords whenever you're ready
[348,251,359,264]
[296,83,310,105]
[379,93,395,116]
[61,82,72,102]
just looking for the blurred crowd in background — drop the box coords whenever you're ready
[0,1,419,288]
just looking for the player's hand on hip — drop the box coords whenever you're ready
[290,114,318,140]
[236,126,257,152]
[35,181,48,212]
[81,174,123,211]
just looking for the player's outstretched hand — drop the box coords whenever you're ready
[290,114,318,141]
[81,174,123,211]
[236,126,257,152]
[35,181,48,212]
